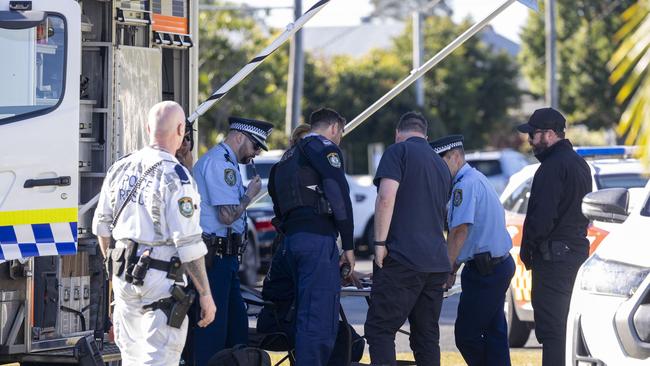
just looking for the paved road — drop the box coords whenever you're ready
[342,259,541,353]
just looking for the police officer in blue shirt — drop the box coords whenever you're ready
[268,107,355,366]
[190,117,272,365]
[430,135,516,366]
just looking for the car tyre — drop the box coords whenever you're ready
[505,288,531,348]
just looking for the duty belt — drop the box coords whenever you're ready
[202,232,244,257]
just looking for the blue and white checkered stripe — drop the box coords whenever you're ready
[0,222,77,261]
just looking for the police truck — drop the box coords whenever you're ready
[0,0,198,363]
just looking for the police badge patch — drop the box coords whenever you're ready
[453,189,463,207]
[178,197,194,217]
[224,168,237,186]
[327,152,341,168]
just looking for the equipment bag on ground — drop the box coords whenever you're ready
[207,345,271,366]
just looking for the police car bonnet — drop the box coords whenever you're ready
[228,117,273,151]
[430,135,464,156]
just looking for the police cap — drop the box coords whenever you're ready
[229,117,274,151]
[429,135,464,156]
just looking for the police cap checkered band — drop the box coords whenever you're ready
[429,134,464,155]
[229,117,274,150]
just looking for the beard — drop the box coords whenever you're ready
[531,139,550,155]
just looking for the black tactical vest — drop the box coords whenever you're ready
[272,141,329,217]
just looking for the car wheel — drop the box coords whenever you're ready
[505,288,532,348]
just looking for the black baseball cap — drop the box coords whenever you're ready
[516,107,566,134]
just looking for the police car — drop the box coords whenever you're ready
[500,146,649,347]
[566,180,650,365]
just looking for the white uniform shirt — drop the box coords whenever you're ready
[92,147,207,263]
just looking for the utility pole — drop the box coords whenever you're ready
[545,0,558,109]
[286,0,304,136]
[413,11,424,107]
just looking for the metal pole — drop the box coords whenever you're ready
[188,0,329,123]
[344,0,518,136]
[286,0,305,134]
[545,0,558,109]
[413,11,424,107]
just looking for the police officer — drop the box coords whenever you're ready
[365,112,451,366]
[268,107,355,366]
[92,101,216,366]
[516,108,591,366]
[430,135,515,366]
[190,116,272,364]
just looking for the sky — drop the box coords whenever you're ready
[226,0,531,43]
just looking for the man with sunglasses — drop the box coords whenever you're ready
[516,107,591,366]
[189,117,272,365]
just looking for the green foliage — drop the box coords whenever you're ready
[197,8,520,172]
[518,1,636,129]
[197,8,289,154]
[609,0,650,166]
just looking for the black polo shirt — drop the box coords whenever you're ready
[373,136,452,273]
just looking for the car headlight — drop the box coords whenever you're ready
[580,254,650,297]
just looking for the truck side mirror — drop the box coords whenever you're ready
[582,188,630,224]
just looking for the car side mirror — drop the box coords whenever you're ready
[582,188,630,223]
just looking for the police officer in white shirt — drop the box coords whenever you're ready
[92,101,216,366]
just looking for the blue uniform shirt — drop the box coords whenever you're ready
[447,163,512,264]
[193,142,246,235]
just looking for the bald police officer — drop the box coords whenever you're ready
[430,135,515,366]
[190,117,272,364]
[92,101,216,366]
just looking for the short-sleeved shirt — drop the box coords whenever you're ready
[193,142,246,235]
[447,163,512,264]
[373,136,452,273]
[92,147,207,263]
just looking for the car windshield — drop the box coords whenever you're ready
[246,162,274,180]
[595,174,649,190]
[467,159,503,177]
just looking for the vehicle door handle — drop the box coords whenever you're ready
[24,176,71,188]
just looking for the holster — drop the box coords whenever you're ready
[142,285,196,329]
[472,252,494,276]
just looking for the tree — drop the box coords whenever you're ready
[197,8,289,153]
[609,0,650,165]
[302,16,521,173]
[518,1,636,130]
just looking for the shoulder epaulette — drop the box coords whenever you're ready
[174,164,191,185]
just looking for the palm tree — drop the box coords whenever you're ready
[609,0,650,167]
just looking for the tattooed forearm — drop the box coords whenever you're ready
[185,257,211,297]
[217,195,251,225]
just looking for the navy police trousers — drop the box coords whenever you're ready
[191,255,248,365]
[455,254,515,366]
[284,232,340,366]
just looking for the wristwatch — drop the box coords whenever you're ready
[373,240,386,247]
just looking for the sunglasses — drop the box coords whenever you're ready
[528,129,550,139]
[243,132,263,151]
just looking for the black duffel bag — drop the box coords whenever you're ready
[207,344,271,366]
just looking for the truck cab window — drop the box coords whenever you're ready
[0,14,66,122]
